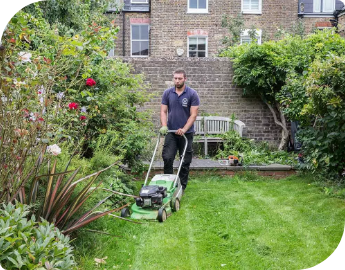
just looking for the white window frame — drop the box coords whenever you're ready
[187,36,208,57]
[241,0,262,14]
[240,29,262,45]
[131,0,149,3]
[313,0,335,13]
[130,24,149,57]
[187,0,208,14]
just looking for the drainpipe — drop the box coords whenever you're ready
[331,10,340,33]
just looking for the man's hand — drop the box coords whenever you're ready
[159,126,168,135]
[176,128,186,136]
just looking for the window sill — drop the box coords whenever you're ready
[131,55,149,58]
[298,12,334,17]
[187,9,209,14]
[242,10,262,15]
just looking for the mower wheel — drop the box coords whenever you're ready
[157,208,167,222]
[120,207,130,218]
[171,198,180,212]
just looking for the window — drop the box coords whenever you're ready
[313,0,335,13]
[242,0,262,14]
[131,0,148,3]
[131,24,149,57]
[188,0,208,13]
[240,29,262,45]
[188,37,207,57]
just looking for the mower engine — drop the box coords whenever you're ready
[136,185,167,208]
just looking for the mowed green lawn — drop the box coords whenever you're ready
[75,173,345,270]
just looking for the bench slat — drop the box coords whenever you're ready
[194,116,245,156]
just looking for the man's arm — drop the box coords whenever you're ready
[160,104,168,127]
[176,106,199,136]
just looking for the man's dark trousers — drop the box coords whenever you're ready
[162,132,193,190]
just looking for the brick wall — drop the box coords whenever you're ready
[121,57,281,143]
[109,1,303,57]
[109,1,340,57]
[302,17,333,33]
[149,0,299,57]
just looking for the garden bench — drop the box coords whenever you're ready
[194,116,245,157]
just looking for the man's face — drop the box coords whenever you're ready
[173,73,186,89]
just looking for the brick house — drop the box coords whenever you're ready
[106,1,345,145]
[109,0,345,58]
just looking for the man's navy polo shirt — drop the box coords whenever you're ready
[161,86,200,133]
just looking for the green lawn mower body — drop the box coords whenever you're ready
[121,131,186,222]
[129,174,183,221]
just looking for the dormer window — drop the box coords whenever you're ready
[313,0,335,13]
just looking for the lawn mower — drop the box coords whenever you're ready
[120,130,185,222]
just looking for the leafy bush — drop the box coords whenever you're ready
[216,131,297,166]
[0,2,153,205]
[0,202,76,270]
[220,29,345,179]
[295,55,345,178]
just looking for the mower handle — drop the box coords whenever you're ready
[143,130,188,187]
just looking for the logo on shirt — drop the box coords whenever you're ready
[182,98,188,107]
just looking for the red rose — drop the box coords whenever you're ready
[86,78,96,86]
[68,102,78,110]
[80,115,87,121]
[38,117,44,122]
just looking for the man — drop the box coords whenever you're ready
[159,69,200,192]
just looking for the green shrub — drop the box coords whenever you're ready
[296,55,345,179]
[216,131,297,166]
[0,202,76,270]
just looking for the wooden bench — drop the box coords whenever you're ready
[194,116,245,157]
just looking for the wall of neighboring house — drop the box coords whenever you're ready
[122,57,282,143]
[110,1,344,57]
[149,0,299,58]
[110,1,301,57]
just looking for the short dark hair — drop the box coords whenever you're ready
[174,69,186,78]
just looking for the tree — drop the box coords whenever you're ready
[23,0,117,35]
[220,30,345,150]
[220,40,290,149]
